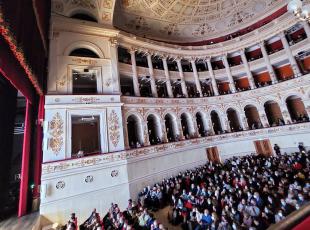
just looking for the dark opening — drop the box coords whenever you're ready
[71,13,97,22]
[69,48,99,58]
[71,116,100,157]
[72,70,97,94]
[211,111,222,134]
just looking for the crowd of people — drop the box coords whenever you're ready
[63,148,309,230]
[64,202,167,230]
[139,150,309,229]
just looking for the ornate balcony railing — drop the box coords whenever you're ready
[42,122,310,174]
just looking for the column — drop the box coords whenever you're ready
[130,49,141,96]
[302,21,310,39]
[176,59,188,97]
[239,112,248,130]
[177,118,185,140]
[222,116,230,132]
[259,42,278,83]
[259,110,269,128]
[222,55,236,93]
[161,121,168,143]
[240,49,255,89]
[143,121,151,146]
[110,38,121,94]
[147,54,158,97]
[18,101,32,217]
[281,103,292,124]
[123,121,131,149]
[162,57,174,98]
[280,32,301,77]
[206,58,219,96]
[192,118,199,137]
[190,59,203,97]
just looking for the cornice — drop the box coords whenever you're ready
[118,12,300,57]
[51,14,120,38]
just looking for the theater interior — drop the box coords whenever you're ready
[0,0,310,229]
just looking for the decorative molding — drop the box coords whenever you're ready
[111,170,119,177]
[56,181,65,189]
[85,175,94,183]
[108,110,120,147]
[42,122,310,175]
[72,97,101,104]
[48,113,64,154]
[71,58,98,65]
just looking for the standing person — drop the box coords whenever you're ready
[274,144,281,156]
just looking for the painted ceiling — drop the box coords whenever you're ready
[113,0,287,42]
[51,0,288,43]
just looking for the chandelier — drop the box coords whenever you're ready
[287,0,310,21]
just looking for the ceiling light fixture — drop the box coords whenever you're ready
[287,0,310,21]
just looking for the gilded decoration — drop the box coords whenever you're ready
[108,110,121,147]
[42,122,310,175]
[71,0,97,9]
[48,113,64,154]
[73,97,100,104]
[72,58,98,65]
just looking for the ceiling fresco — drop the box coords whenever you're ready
[113,0,287,42]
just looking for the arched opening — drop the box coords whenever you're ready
[172,81,184,98]
[147,115,162,145]
[227,108,242,132]
[201,80,213,97]
[244,105,262,129]
[139,77,152,97]
[127,115,143,148]
[286,95,309,122]
[69,48,100,58]
[196,112,206,137]
[164,114,179,142]
[181,113,193,139]
[264,101,284,126]
[71,13,98,22]
[156,80,168,98]
[211,111,222,134]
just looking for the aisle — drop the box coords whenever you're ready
[151,206,181,230]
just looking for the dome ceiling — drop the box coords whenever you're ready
[113,0,287,43]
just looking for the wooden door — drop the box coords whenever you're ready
[254,139,273,157]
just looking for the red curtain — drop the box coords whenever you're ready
[18,101,32,217]
[0,36,34,103]
[33,96,45,198]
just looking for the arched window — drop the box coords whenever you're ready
[181,113,193,139]
[147,115,162,145]
[264,101,284,126]
[211,111,222,134]
[244,105,262,129]
[227,108,242,132]
[127,115,143,148]
[69,48,100,58]
[286,95,309,122]
[164,114,179,142]
[71,13,97,22]
[139,77,152,97]
[196,112,206,137]
[156,80,168,98]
